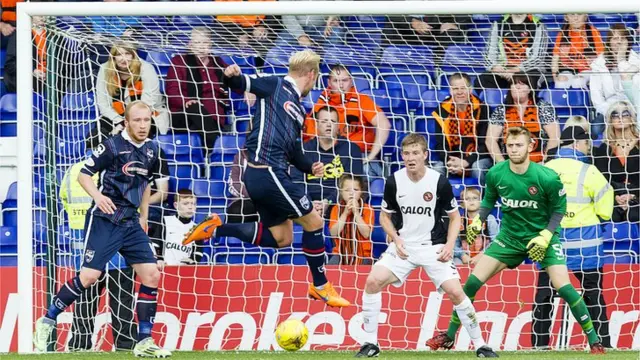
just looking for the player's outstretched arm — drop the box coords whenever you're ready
[223,65,280,98]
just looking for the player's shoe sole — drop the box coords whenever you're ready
[308,282,350,307]
[182,213,222,245]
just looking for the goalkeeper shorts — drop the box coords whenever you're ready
[483,235,566,269]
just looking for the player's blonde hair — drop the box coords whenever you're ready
[401,133,428,152]
[506,126,532,142]
[288,49,321,77]
[124,100,152,120]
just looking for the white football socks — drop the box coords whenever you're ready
[454,296,486,350]
[361,291,382,345]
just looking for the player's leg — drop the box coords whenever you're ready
[122,226,171,357]
[545,264,604,352]
[356,243,413,358]
[531,270,554,349]
[34,216,120,352]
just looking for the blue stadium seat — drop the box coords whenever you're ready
[273,250,307,265]
[380,46,436,78]
[466,27,492,47]
[364,88,406,115]
[323,44,376,68]
[3,182,17,209]
[0,93,17,120]
[441,45,486,74]
[219,51,257,75]
[59,92,96,121]
[350,30,383,51]
[145,51,173,77]
[172,16,214,30]
[156,133,205,164]
[0,226,17,266]
[229,89,253,117]
[369,179,384,207]
[469,14,502,28]
[602,222,640,264]
[210,135,245,163]
[233,116,252,134]
[0,49,5,77]
[370,225,388,259]
[480,88,508,109]
[538,89,590,120]
[213,250,271,265]
[536,14,564,26]
[449,177,480,198]
[264,44,306,74]
[58,122,95,142]
[192,178,227,207]
[343,15,386,30]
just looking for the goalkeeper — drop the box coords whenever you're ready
[427,126,605,354]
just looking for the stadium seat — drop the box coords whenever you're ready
[449,177,480,199]
[59,92,97,121]
[480,88,508,109]
[210,135,245,163]
[192,178,227,207]
[602,222,640,264]
[380,45,436,73]
[0,49,5,77]
[323,44,376,68]
[172,15,214,30]
[536,14,564,26]
[343,15,386,30]
[370,224,388,259]
[219,50,257,75]
[213,250,271,265]
[145,51,173,77]
[538,89,590,120]
[264,44,306,74]
[441,45,486,74]
[229,89,253,117]
[369,179,384,207]
[0,93,17,120]
[466,27,492,47]
[0,226,17,266]
[349,30,384,51]
[157,133,205,164]
[273,250,307,265]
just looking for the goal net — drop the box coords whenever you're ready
[7,1,640,354]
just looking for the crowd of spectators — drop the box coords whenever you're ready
[0,4,639,266]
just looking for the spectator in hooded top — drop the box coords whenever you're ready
[384,14,471,58]
[551,13,604,89]
[92,41,169,148]
[293,106,364,217]
[278,0,344,47]
[486,74,560,164]
[589,24,640,137]
[593,101,639,223]
[480,14,549,89]
[3,15,47,93]
[166,27,243,155]
[430,72,492,184]
[304,65,390,178]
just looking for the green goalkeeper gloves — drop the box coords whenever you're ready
[526,229,553,262]
[466,215,483,245]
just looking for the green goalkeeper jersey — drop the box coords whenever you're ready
[482,161,567,243]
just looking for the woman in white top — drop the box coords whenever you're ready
[91,41,169,148]
[590,24,640,136]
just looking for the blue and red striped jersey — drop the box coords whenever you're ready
[80,131,169,226]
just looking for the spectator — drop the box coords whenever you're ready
[431,73,492,184]
[60,158,136,351]
[0,0,20,48]
[384,14,471,57]
[551,14,604,89]
[328,175,374,265]
[304,65,390,177]
[535,125,614,349]
[153,189,205,265]
[279,0,344,47]
[92,41,168,148]
[486,74,560,163]
[480,14,548,89]
[590,24,640,136]
[2,15,46,93]
[166,27,237,155]
[594,101,640,223]
[454,187,498,265]
[293,106,364,216]
[214,0,281,62]
[226,149,260,223]
[546,115,592,160]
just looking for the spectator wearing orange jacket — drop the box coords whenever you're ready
[328,175,374,265]
[551,13,604,89]
[304,65,390,177]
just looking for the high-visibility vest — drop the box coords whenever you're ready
[546,151,614,270]
[59,161,96,230]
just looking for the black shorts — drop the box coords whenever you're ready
[82,214,157,271]
[243,166,313,228]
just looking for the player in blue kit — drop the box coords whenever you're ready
[183,50,349,307]
[34,101,171,358]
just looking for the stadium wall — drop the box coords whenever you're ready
[1,265,639,352]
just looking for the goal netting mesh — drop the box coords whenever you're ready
[15,9,640,353]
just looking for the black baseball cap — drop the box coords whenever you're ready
[560,126,593,146]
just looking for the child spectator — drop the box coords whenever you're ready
[481,14,548,89]
[328,175,374,265]
[486,74,560,163]
[593,101,639,223]
[454,187,498,265]
[92,41,168,148]
[226,149,260,223]
[431,72,492,184]
[590,24,640,136]
[2,15,46,93]
[166,27,237,155]
[293,106,364,216]
[551,14,604,89]
[304,65,390,177]
[153,189,204,265]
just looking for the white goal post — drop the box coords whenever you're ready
[15,0,640,354]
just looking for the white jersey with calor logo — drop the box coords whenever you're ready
[162,215,196,265]
[381,167,458,245]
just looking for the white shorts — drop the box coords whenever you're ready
[375,242,460,292]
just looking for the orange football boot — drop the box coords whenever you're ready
[182,213,222,245]
[308,282,350,307]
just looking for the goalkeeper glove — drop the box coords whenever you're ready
[526,229,553,262]
[466,215,483,245]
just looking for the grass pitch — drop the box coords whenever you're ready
[0,350,638,360]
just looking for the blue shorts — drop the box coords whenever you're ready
[82,214,157,271]
[244,166,313,228]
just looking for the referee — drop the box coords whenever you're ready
[59,158,136,351]
[534,126,614,348]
